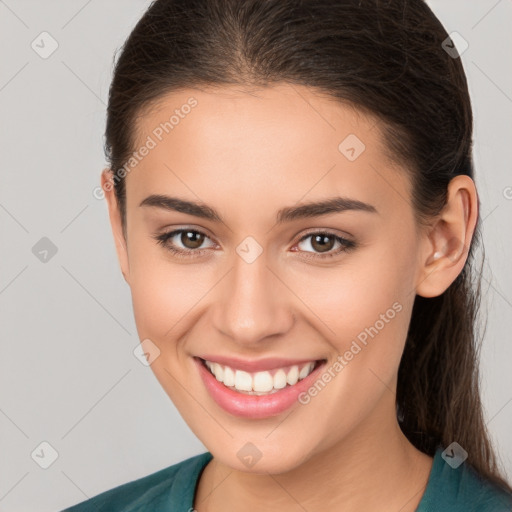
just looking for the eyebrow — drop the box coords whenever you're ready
[139,194,378,224]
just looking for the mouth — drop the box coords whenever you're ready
[194,356,328,419]
[199,357,325,395]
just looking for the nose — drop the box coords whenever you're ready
[211,250,295,347]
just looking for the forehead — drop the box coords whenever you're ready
[126,83,412,222]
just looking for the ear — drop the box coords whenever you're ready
[416,175,478,298]
[101,169,130,284]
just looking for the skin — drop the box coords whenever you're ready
[102,83,478,511]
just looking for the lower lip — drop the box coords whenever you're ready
[194,357,327,419]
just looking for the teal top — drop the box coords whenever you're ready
[60,446,512,511]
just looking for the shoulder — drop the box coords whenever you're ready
[417,446,512,512]
[453,465,512,511]
[59,451,213,512]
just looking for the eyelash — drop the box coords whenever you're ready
[153,228,356,260]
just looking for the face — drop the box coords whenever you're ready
[105,83,431,473]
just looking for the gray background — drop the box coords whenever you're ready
[0,1,511,510]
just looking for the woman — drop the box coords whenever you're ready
[61,0,512,510]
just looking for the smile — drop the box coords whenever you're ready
[194,356,327,419]
[202,359,319,395]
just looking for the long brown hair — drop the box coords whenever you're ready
[103,0,512,493]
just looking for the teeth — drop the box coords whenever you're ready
[273,369,288,389]
[235,370,253,391]
[212,362,224,382]
[204,359,318,394]
[253,371,274,392]
[286,365,299,385]
[223,365,235,387]
[299,363,313,380]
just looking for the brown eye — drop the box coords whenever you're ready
[296,231,356,259]
[310,234,336,253]
[180,230,206,249]
[154,228,356,260]
[154,228,215,257]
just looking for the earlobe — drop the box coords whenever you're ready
[101,168,130,285]
[415,175,478,298]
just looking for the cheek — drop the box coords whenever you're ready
[288,245,411,332]
[127,239,196,339]
[288,257,413,442]
[287,243,414,380]
[129,262,206,342]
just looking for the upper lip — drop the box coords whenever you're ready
[195,355,325,373]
